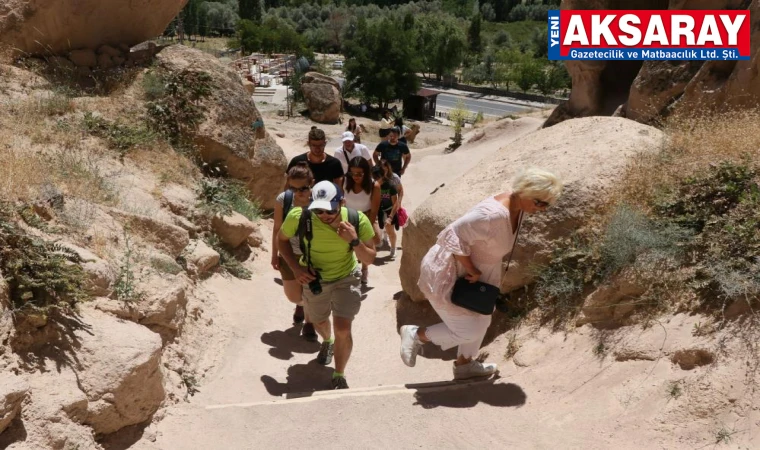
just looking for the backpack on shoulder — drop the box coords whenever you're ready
[297,207,361,257]
[282,190,294,222]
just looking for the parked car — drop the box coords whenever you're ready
[332,60,344,69]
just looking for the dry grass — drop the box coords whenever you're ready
[612,110,760,212]
[129,144,200,188]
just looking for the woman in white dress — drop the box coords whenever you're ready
[399,168,563,380]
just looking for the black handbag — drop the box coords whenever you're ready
[450,210,523,315]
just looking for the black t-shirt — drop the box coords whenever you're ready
[374,141,410,175]
[379,180,398,211]
[287,153,344,184]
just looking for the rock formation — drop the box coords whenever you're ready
[0,0,187,56]
[300,72,342,124]
[154,45,288,210]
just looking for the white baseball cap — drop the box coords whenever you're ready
[341,131,355,142]
[309,181,343,211]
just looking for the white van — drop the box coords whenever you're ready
[332,60,344,69]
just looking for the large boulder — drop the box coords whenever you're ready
[76,308,164,435]
[301,72,342,124]
[212,212,257,248]
[399,117,664,301]
[545,0,757,127]
[154,45,287,210]
[0,0,186,56]
[0,374,28,434]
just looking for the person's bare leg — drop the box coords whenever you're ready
[385,223,397,249]
[312,318,331,341]
[283,280,310,323]
[332,317,353,374]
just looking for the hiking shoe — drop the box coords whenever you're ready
[389,247,396,261]
[293,305,304,324]
[382,234,390,249]
[331,376,349,390]
[317,340,334,365]
[361,267,368,285]
[301,322,318,342]
[399,325,423,367]
[453,360,498,380]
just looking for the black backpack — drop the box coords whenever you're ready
[297,207,361,266]
[282,190,294,221]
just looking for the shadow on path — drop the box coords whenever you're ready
[260,326,320,360]
[410,378,527,409]
[260,361,334,398]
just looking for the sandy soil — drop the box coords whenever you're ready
[133,112,760,450]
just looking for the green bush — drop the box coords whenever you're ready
[144,69,213,144]
[82,112,156,158]
[0,204,90,314]
[197,178,262,221]
[204,233,252,280]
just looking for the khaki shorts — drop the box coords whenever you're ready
[278,256,296,281]
[302,268,362,323]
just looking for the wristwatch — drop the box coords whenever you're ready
[349,238,361,248]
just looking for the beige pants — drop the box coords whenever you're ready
[302,268,362,323]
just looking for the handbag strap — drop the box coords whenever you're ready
[503,210,524,274]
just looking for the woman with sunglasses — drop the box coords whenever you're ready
[399,167,563,380]
[344,157,381,284]
[272,161,318,341]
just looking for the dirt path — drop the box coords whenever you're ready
[134,117,737,449]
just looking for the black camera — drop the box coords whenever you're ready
[308,270,322,295]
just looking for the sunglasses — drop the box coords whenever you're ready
[533,199,550,208]
[291,186,311,192]
[313,208,339,215]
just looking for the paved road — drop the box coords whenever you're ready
[436,93,537,118]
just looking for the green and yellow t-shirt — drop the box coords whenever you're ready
[281,207,375,282]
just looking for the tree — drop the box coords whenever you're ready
[416,15,467,81]
[480,3,496,21]
[206,2,240,36]
[239,0,261,23]
[467,14,482,53]
[515,58,543,93]
[342,17,422,109]
[182,0,201,36]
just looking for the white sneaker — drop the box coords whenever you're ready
[400,325,423,367]
[453,360,498,380]
[389,247,396,260]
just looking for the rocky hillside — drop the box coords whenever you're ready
[0,42,285,448]
[545,0,760,127]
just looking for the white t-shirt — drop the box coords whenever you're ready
[334,144,372,174]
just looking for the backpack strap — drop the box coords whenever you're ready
[297,207,312,265]
[282,190,294,222]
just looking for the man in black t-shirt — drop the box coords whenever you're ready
[373,127,411,177]
[287,127,344,186]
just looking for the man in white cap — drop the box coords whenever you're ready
[278,180,376,390]
[334,131,373,175]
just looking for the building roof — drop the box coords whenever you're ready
[414,88,441,97]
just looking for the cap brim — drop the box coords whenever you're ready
[308,200,339,211]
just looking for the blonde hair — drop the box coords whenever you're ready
[511,167,563,205]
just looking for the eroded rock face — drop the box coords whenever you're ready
[301,72,342,124]
[0,374,29,434]
[76,308,164,435]
[212,212,257,248]
[399,117,664,302]
[108,209,190,258]
[546,0,756,127]
[0,0,187,56]
[154,45,288,210]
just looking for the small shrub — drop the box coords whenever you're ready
[142,71,166,101]
[667,380,682,399]
[0,203,90,314]
[82,112,156,158]
[113,230,143,302]
[197,178,262,221]
[150,256,183,275]
[204,233,251,280]
[145,69,214,144]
